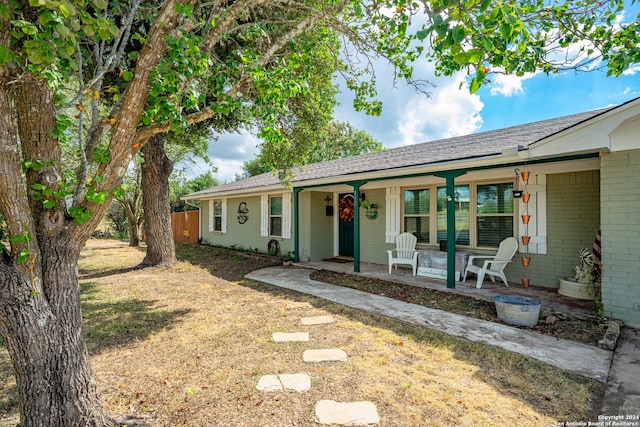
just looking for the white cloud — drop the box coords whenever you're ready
[181,130,260,182]
[489,72,538,97]
[397,73,484,144]
[622,65,640,76]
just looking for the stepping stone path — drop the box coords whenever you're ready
[301,315,335,325]
[258,313,379,425]
[315,400,380,426]
[303,348,348,362]
[256,374,311,393]
[272,332,309,342]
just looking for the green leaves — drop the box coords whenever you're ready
[86,186,109,204]
[413,0,637,92]
[4,0,120,72]
[93,146,110,164]
[91,0,107,10]
[69,207,93,225]
[9,227,33,264]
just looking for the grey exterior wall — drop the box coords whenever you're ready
[307,192,334,261]
[360,188,388,265]
[297,191,334,261]
[200,195,294,256]
[600,150,640,325]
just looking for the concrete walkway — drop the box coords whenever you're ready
[600,327,640,416]
[247,266,614,381]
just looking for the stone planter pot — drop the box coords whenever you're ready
[558,277,594,300]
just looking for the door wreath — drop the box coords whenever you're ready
[339,195,355,222]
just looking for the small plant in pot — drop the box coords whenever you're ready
[282,251,294,266]
[360,199,378,220]
[558,248,603,310]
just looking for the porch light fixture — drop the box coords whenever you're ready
[512,168,523,198]
[325,194,333,216]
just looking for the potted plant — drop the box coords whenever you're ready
[282,251,294,266]
[360,199,378,220]
[558,248,602,302]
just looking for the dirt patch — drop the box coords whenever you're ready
[309,269,607,346]
[0,240,606,426]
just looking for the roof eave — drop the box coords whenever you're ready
[181,183,288,200]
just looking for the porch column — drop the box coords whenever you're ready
[293,188,302,262]
[434,171,467,288]
[349,181,367,273]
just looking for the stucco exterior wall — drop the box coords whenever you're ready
[600,150,640,325]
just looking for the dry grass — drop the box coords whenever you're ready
[0,239,605,426]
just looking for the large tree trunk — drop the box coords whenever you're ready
[119,199,142,247]
[126,209,141,247]
[1,241,116,427]
[0,2,182,424]
[140,134,176,266]
[0,76,115,426]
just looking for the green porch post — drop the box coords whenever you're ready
[349,181,367,273]
[293,188,302,263]
[434,171,467,288]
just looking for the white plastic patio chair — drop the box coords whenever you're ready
[462,237,518,289]
[387,232,419,276]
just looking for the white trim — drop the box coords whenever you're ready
[260,194,268,237]
[221,198,227,234]
[386,186,401,243]
[282,192,292,239]
[518,174,547,254]
[208,200,214,232]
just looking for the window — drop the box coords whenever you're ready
[269,196,282,237]
[476,182,515,247]
[436,185,470,245]
[403,189,430,243]
[213,200,222,232]
[399,181,515,248]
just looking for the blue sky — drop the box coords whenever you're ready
[193,6,640,183]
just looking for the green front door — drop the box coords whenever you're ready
[338,193,354,257]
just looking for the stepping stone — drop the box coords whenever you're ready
[256,375,282,392]
[256,374,311,393]
[303,348,347,362]
[279,373,311,392]
[301,315,335,325]
[272,332,309,342]
[315,400,380,426]
[284,301,313,309]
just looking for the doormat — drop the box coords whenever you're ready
[322,257,352,264]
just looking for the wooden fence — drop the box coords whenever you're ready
[171,210,200,244]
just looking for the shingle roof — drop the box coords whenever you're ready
[186,106,612,198]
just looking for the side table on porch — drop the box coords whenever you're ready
[417,250,471,282]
